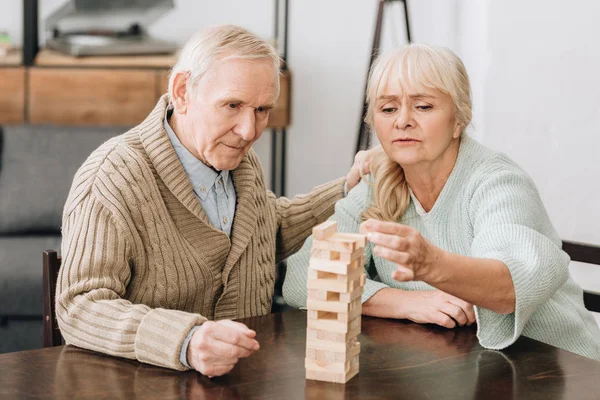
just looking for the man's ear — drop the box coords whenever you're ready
[171,71,189,114]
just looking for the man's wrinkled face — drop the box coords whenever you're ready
[175,57,278,171]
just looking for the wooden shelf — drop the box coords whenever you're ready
[0,67,25,123]
[0,50,290,128]
[0,48,23,66]
[34,49,177,68]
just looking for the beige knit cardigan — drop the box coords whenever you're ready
[56,95,344,370]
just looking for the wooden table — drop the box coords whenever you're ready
[1,311,599,399]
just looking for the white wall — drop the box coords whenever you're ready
[1,0,598,247]
[482,0,600,245]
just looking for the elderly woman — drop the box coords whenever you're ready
[284,44,600,360]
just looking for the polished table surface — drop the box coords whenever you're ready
[1,310,599,400]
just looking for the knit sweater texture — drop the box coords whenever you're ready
[284,135,600,361]
[56,95,345,370]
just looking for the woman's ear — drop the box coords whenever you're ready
[453,120,462,139]
[171,72,189,115]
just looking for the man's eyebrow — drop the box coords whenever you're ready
[219,97,276,108]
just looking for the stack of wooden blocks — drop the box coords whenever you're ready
[305,221,367,383]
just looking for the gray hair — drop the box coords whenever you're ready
[168,24,281,99]
[366,44,472,133]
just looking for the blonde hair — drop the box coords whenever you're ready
[168,24,281,99]
[362,44,472,222]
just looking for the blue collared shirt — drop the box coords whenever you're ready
[164,111,236,237]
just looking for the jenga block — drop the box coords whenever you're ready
[307,310,340,321]
[306,322,361,343]
[335,233,367,248]
[305,364,359,384]
[307,289,343,302]
[339,248,365,263]
[337,299,362,323]
[307,263,362,286]
[339,285,363,303]
[309,259,353,275]
[305,358,348,374]
[313,221,337,240]
[305,353,358,374]
[307,276,359,293]
[360,273,366,286]
[306,337,349,352]
[307,314,361,333]
[312,239,332,250]
[307,299,351,313]
[328,237,357,253]
[306,340,360,362]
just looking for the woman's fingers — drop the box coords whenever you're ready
[444,295,476,325]
[432,312,457,329]
[367,232,410,251]
[440,302,468,326]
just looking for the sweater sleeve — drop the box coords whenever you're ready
[56,192,206,371]
[283,180,389,308]
[468,157,570,350]
[269,177,346,262]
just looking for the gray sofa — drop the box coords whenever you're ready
[0,125,123,353]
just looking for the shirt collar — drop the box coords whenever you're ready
[163,109,231,201]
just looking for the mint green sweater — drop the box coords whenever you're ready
[284,135,600,361]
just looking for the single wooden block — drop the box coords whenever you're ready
[307,289,342,302]
[339,248,365,263]
[307,263,362,285]
[306,323,361,343]
[305,353,359,375]
[307,314,361,334]
[339,285,363,303]
[335,233,367,248]
[306,339,360,362]
[313,221,337,240]
[336,299,362,323]
[310,248,341,260]
[312,239,332,251]
[307,275,358,293]
[307,298,352,313]
[309,259,353,275]
[305,365,359,384]
[328,237,357,253]
[306,337,347,352]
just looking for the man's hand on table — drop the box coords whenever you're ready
[187,320,260,378]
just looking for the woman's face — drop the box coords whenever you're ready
[372,83,461,168]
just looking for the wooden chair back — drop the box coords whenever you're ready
[563,241,600,312]
[42,250,63,347]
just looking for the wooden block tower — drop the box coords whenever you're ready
[305,221,367,383]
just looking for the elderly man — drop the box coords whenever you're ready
[56,25,368,377]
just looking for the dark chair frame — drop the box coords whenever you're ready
[42,250,62,347]
[562,240,600,312]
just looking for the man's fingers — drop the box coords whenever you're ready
[204,363,236,378]
[204,336,254,359]
[209,323,260,351]
[217,320,257,337]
